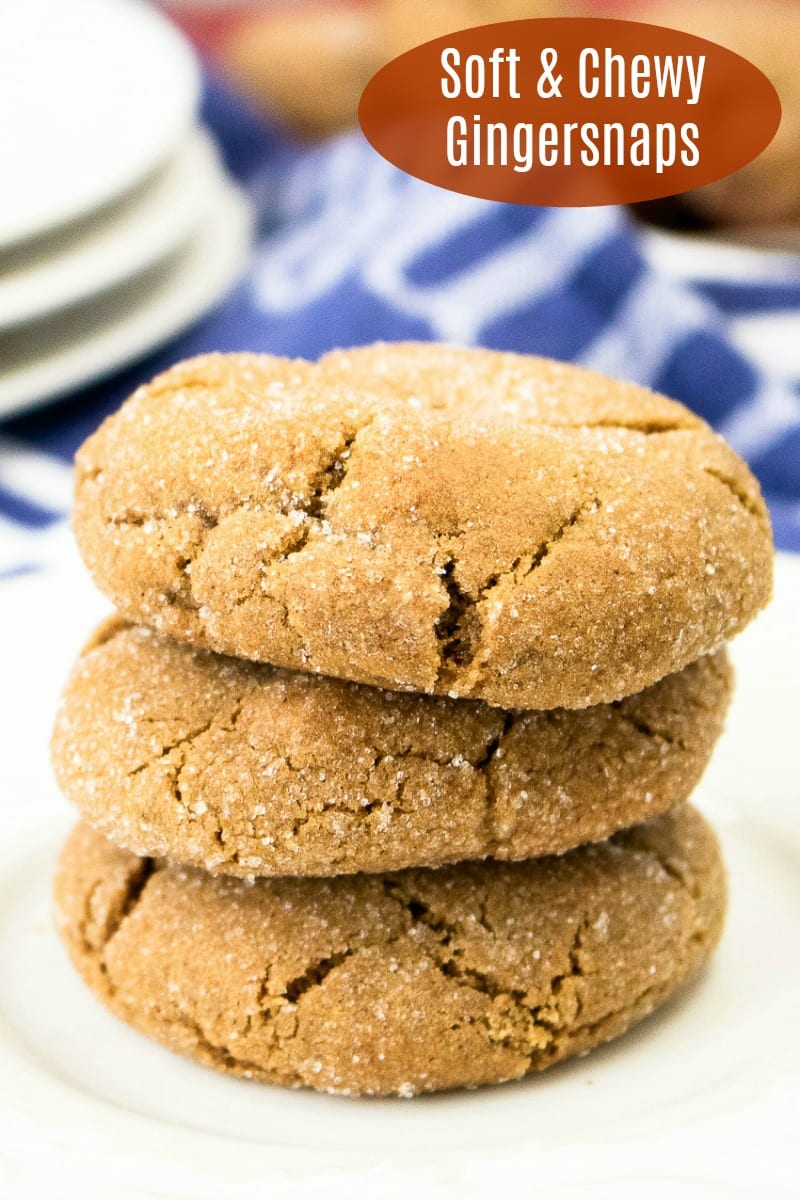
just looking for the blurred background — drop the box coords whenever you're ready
[1,0,799,578]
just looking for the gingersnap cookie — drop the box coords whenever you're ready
[52,618,732,878]
[638,0,800,228]
[55,806,726,1097]
[72,344,772,709]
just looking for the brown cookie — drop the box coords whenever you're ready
[52,618,732,877]
[637,0,800,228]
[219,5,382,138]
[72,344,772,709]
[55,806,726,1097]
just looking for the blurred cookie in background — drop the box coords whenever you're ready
[218,3,381,138]
[630,0,800,230]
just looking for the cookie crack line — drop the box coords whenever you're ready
[148,718,521,864]
[608,708,681,748]
[381,879,591,1052]
[77,880,104,955]
[570,418,691,436]
[377,841,705,1066]
[282,950,355,1005]
[515,495,602,583]
[269,416,379,581]
[380,879,507,988]
[434,496,601,686]
[473,712,517,849]
[701,464,769,528]
[97,417,380,622]
[472,711,516,774]
[381,877,491,940]
[261,433,362,563]
[522,974,675,1070]
[201,738,505,868]
[205,417,380,632]
[126,719,216,779]
[87,858,155,991]
[640,842,700,901]
[612,821,704,902]
[127,697,245,785]
[165,1012,269,1078]
[304,425,363,519]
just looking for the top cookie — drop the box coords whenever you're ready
[72,343,773,709]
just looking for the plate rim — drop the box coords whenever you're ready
[0,128,223,331]
[0,179,253,419]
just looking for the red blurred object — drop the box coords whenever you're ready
[161,4,256,54]
[162,2,374,57]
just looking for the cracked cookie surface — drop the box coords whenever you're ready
[52,618,732,876]
[55,806,726,1097]
[72,343,773,709]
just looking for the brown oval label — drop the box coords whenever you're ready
[358,17,781,206]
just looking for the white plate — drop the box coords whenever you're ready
[0,0,199,250]
[0,128,225,331]
[0,547,797,1199]
[0,179,252,418]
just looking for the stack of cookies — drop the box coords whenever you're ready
[52,343,773,1097]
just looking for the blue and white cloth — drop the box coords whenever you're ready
[2,75,799,579]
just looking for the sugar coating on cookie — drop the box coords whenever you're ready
[52,618,733,877]
[55,806,726,1097]
[72,343,773,709]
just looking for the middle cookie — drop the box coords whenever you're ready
[52,620,732,877]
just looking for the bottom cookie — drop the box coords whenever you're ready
[55,807,726,1097]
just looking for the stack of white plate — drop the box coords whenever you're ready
[0,0,253,419]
